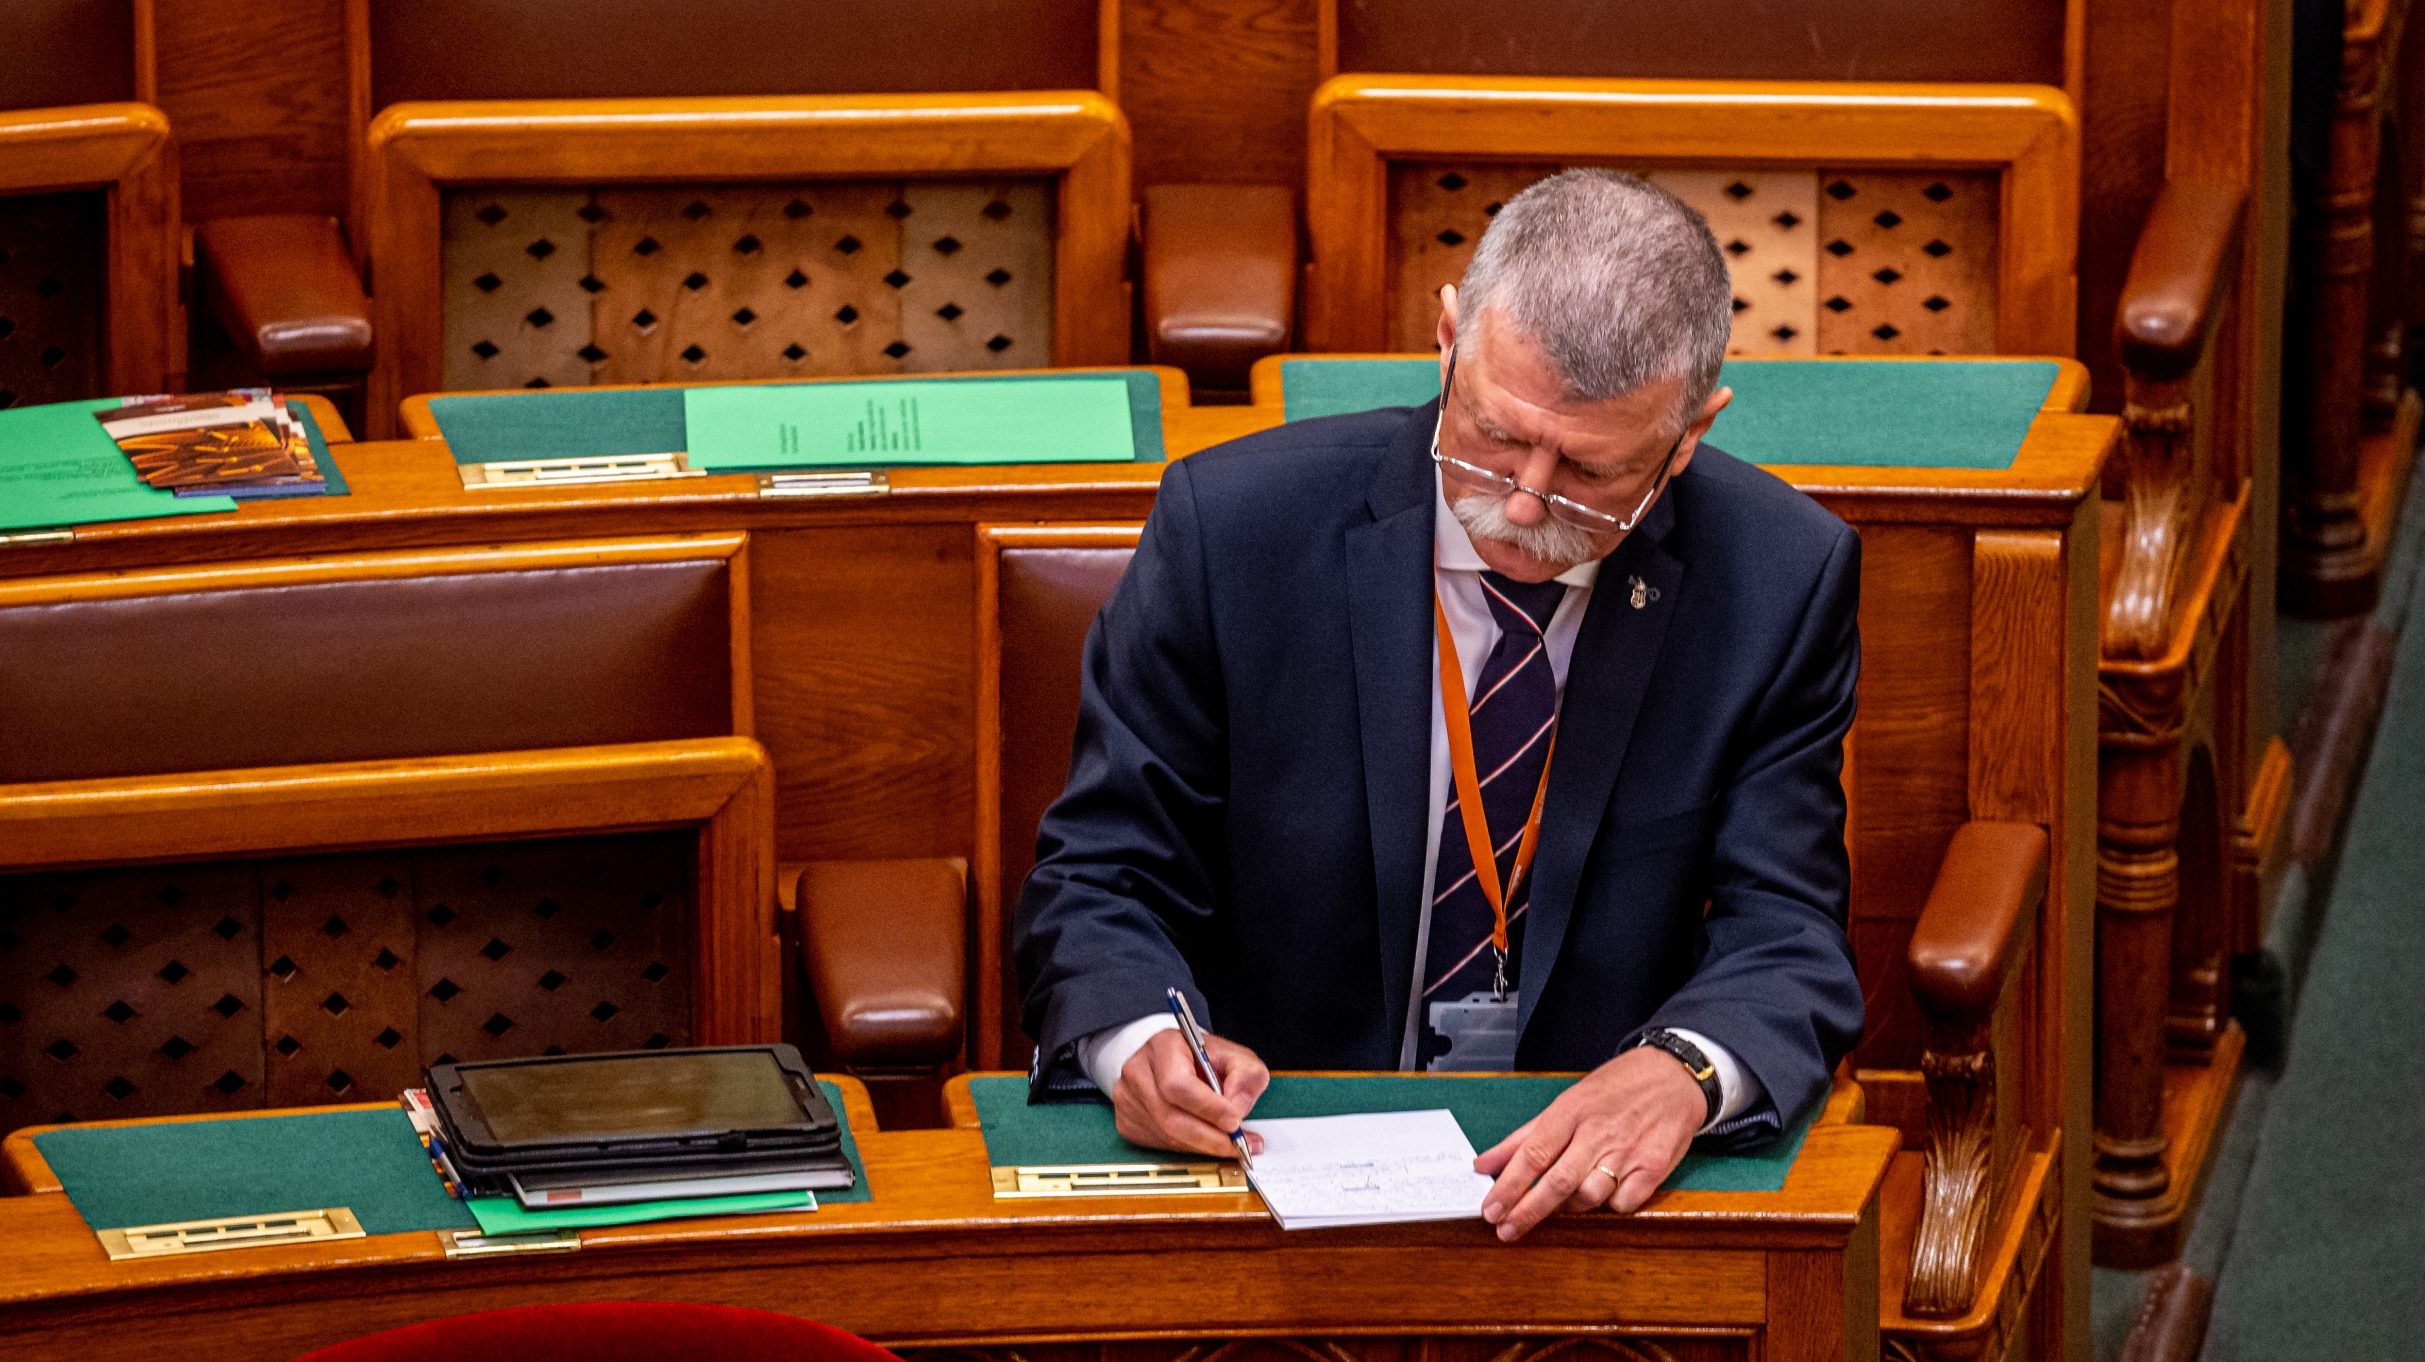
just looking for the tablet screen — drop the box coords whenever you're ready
[459,1051,809,1146]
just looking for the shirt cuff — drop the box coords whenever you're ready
[1664,1027,1764,1134]
[1076,1013,1180,1096]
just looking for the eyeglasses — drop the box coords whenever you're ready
[1429,351,1682,534]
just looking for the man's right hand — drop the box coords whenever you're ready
[1110,1028,1271,1158]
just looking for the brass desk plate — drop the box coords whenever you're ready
[444,1228,582,1259]
[458,453,699,487]
[756,470,891,498]
[990,1162,1247,1198]
[96,1206,364,1260]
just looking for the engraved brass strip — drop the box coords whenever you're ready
[458,454,699,487]
[96,1206,364,1260]
[756,470,891,498]
[443,1229,583,1259]
[0,529,75,547]
[990,1162,1247,1198]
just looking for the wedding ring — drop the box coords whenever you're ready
[1593,1162,1620,1182]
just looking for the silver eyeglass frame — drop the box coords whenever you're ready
[1428,349,1684,534]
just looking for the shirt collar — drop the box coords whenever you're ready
[1432,466,1604,589]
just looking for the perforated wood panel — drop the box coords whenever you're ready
[441,181,1056,391]
[0,865,266,1131]
[1387,165,2001,358]
[0,833,696,1134]
[0,191,107,410]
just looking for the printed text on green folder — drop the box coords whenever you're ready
[683,377,1137,470]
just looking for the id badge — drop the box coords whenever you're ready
[1426,992,1520,1072]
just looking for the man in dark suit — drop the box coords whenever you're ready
[1015,169,1862,1241]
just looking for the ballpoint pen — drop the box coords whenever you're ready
[1166,987,1255,1169]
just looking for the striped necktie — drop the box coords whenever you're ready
[1418,570,1568,1068]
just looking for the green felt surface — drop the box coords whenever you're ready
[35,1079,867,1234]
[427,371,1168,468]
[967,1075,1808,1193]
[1276,358,2058,470]
[292,402,350,497]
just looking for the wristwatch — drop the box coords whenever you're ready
[1633,1028,1723,1127]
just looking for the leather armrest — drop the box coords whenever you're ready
[2115,181,2246,384]
[796,857,967,1069]
[194,214,373,379]
[1907,822,2048,1025]
[1141,184,1296,391]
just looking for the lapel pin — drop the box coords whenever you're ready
[1628,575,1659,609]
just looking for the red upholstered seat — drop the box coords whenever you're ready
[291,1302,903,1362]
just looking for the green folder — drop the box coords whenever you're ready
[467,1189,813,1234]
[684,375,1136,469]
[0,399,239,532]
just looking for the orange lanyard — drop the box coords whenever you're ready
[1435,592,1557,998]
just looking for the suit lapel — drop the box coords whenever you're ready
[1348,404,1442,1045]
[1516,496,1687,1042]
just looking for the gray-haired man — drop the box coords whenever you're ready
[1014,169,1864,1240]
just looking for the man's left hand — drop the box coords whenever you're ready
[1473,1046,1706,1241]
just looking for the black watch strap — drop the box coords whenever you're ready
[1634,1028,1723,1127]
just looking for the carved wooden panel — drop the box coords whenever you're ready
[1812,171,2000,355]
[1388,163,2001,361]
[0,191,108,410]
[442,180,1056,391]
[0,864,266,1130]
[440,189,599,391]
[414,834,693,1066]
[0,833,695,1135]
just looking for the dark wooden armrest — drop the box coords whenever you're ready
[195,214,373,379]
[1902,820,2046,1321]
[796,858,967,1070]
[2114,181,2246,384]
[1141,184,1296,391]
[1907,821,2048,1025]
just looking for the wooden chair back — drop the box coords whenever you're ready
[1303,78,2077,364]
[0,536,770,1133]
[0,0,173,407]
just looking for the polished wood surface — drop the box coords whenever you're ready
[0,737,780,1047]
[362,93,1133,435]
[0,1091,1896,1362]
[0,102,180,395]
[1304,76,2079,357]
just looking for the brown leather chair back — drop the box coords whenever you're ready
[368,0,1101,108]
[0,536,748,784]
[975,526,1138,1065]
[1332,0,2062,85]
[0,0,135,112]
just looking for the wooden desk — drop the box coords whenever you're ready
[0,1082,1895,1362]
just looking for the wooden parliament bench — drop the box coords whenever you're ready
[0,1071,1895,1362]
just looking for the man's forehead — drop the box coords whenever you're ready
[1458,325,1679,462]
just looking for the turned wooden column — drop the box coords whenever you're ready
[2285,0,2401,616]
[2093,725,2184,1215]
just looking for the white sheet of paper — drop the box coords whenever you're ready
[1240,1109,1494,1230]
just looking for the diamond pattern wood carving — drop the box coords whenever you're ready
[0,191,108,410]
[442,180,1055,390]
[1389,165,2000,358]
[0,833,696,1134]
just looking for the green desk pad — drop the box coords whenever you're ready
[426,370,1168,467]
[34,1080,868,1236]
[1276,357,2059,471]
[967,1075,1809,1194]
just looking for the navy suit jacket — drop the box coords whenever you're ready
[1013,401,1864,1142]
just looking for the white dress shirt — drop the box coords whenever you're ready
[1077,468,1761,1132]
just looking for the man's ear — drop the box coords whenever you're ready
[1435,286,1460,383]
[1670,385,1733,477]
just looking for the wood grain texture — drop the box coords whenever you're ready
[0,1109,1894,1362]
[151,0,351,220]
[0,103,179,394]
[364,93,1130,434]
[1305,76,2078,355]
[1121,0,1320,191]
